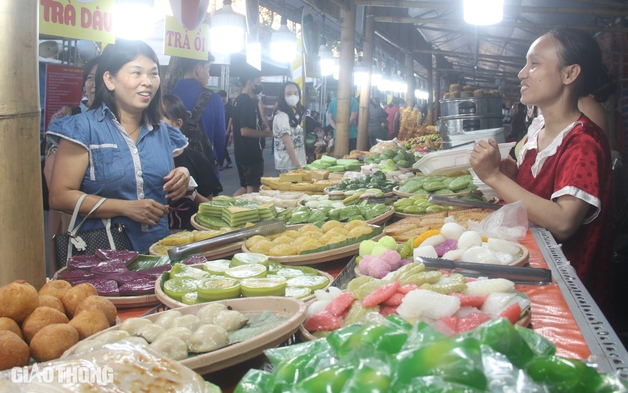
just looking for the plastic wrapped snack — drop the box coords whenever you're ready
[0,341,216,392]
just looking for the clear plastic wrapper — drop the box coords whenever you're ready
[0,342,213,393]
[468,200,528,242]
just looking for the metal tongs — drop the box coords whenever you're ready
[415,256,552,285]
[167,219,286,261]
[428,195,502,210]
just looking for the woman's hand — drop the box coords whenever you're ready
[125,199,169,226]
[163,166,190,201]
[500,156,519,181]
[469,139,502,184]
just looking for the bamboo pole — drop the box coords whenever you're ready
[405,54,415,109]
[434,67,441,122]
[357,8,374,152]
[0,1,46,288]
[426,58,433,111]
[335,1,356,157]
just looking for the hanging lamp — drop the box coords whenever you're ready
[319,44,334,76]
[463,0,503,25]
[353,62,369,86]
[371,65,382,85]
[319,15,334,76]
[271,16,297,63]
[210,0,246,54]
[114,0,157,40]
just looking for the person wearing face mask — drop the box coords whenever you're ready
[273,82,307,173]
[232,69,273,196]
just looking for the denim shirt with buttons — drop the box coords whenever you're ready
[47,103,188,253]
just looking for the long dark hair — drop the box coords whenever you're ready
[276,81,305,128]
[82,55,101,86]
[547,28,617,102]
[91,39,163,125]
[162,94,190,128]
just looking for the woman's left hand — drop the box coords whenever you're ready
[163,167,190,201]
[469,139,502,184]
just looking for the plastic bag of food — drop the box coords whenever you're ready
[467,200,528,242]
[0,341,215,392]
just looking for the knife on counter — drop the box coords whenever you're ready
[414,256,552,285]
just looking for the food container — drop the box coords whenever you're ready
[413,142,515,175]
[443,127,506,149]
[440,115,504,135]
[440,96,503,117]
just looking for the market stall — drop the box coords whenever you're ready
[108,223,628,389]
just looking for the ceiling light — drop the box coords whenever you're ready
[353,63,369,86]
[377,73,391,91]
[319,44,334,76]
[333,58,340,80]
[464,0,503,26]
[210,0,245,54]
[114,0,157,40]
[415,90,429,100]
[370,66,382,85]
[271,16,297,63]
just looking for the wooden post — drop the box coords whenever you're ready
[405,53,415,109]
[335,0,356,157]
[427,57,433,113]
[434,66,441,125]
[0,1,46,288]
[357,7,374,152]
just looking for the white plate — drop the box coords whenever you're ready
[62,297,307,375]
[413,142,515,175]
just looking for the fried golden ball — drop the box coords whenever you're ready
[74,296,117,326]
[30,324,79,362]
[39,280,72,300]
[272,235,294,245]
[0,317,23,340]
[69,305,109,340]
[62,283,98,318]
[299,231,321,240]
[321,220,343,233]
[347,226,373,238]
[22,306,69,343]
[326,235,347,245]
[327,227,348,236]
[282,230,301,239]
[0,280,39,324]
[296,239,322,253]
[245,235,267,249]
[298,224,321,234]
[0,331,29,370]
[38,294,66,314]
[268,244,298,256]
[249,240,273,254]
[345,220,369,231]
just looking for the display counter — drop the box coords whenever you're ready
[116,225,628,389]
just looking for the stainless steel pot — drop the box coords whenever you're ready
[440,115,504,136]
[440,96,503,117]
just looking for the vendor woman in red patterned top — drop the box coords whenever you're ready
[470,28,616,317]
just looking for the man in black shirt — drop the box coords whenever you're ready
[217,90,233,169]
[232,69,272,196]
